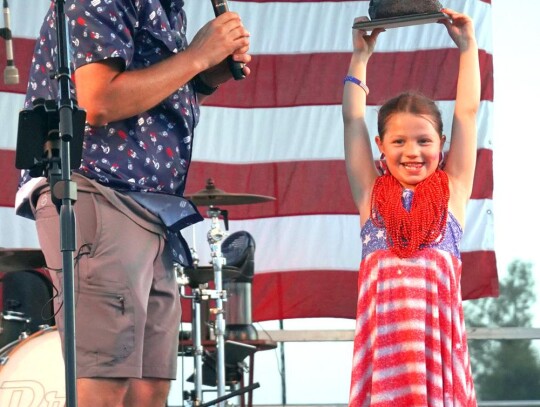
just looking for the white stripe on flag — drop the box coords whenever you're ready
[181,199,494,274]
[194,102,493,163]
[184,0,493,54]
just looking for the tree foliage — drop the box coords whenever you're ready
[464,260,540,400]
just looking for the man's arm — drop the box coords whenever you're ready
[75,12,250,126]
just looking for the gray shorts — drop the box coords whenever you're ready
[33,188,181,379]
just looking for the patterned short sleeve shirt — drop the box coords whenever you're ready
[22,0,199,197]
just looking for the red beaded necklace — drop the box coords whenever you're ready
[370,169,449,258]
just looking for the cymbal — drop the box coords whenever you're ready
[0,248,46,272]
[182,265,241,287]
[185,178,275,207]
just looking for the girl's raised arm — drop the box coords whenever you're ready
[342,22,384,222]
[439,9,481,223]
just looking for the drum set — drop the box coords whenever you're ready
[0,179,275,407]
[0,249,63,406]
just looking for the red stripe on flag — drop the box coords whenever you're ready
[234,0,356,2]
[250,252,497,322]
[184,149,492,219]
[0,150,17,207]
[461,250,499,300]
[179,250,497,323]
[233,1,491,4]
[252,270,358,321]
[471,148,493,200]
[204,50,493,108]
[2,43,493,108]
[0,148,493,210]
[179,270,358,323]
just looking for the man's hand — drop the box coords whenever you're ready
[187,11,251,83]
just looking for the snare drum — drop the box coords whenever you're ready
[0,327,65,406]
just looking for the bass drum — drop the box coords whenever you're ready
[0,326,65,406]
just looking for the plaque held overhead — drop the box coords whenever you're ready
[353,0,449,31]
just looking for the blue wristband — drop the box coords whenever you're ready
[344,75,369,95]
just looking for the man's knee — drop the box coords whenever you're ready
[78,377,130,407]
[125,378,171,407]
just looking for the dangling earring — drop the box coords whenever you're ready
[438,151,445,169]
[377,153,388,175]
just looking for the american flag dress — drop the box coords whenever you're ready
[349,189,477,407]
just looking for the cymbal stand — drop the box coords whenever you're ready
[206,206,228,406]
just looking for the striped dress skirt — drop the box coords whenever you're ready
[349,217,476,406]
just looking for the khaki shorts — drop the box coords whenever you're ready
[33,188,181,379]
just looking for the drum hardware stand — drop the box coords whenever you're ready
[206,206,229,406]
[177,206,229,407]
[178,268,213,406]
[14,1,84,406]
[178,207,257,407]
[0,310,30,336]
[0,312,31,358]
[199,383,260,407]
[178,265,244,407]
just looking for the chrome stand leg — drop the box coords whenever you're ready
[192,290,204,405]
[207,207,228,406]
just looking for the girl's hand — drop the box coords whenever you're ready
[352,17,385,60]
[439,8,476,50]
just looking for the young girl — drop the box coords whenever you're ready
[343,8,479,406]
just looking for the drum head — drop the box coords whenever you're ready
[0,328,65,405]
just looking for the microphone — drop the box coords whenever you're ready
[1,0,19,85]
[210,0,245,80]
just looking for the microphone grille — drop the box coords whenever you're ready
[4,65,19,85]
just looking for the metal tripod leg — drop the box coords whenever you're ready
[213,259,226,404]
[207,207,228,406]
[192,289,204,405]
[177,266,206,406]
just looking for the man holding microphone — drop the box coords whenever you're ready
[16,1,250,406]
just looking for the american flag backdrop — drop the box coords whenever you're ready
[0,0,497,323]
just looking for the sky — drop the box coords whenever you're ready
[491,0,540,277]
[168,1,540,405]
[491,0,540,328]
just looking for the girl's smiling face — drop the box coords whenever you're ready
[376,112,444,190]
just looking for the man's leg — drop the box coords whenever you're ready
[34,190,168,406]
[124,378,171,407]
[78,378,129,407]
[78,377,170,407]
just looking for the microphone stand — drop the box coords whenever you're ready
[54,2,79,405]
[15,1,85,406]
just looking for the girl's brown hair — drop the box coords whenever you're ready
[377,92,443,139]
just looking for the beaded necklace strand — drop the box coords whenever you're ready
[370,169,450,258]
